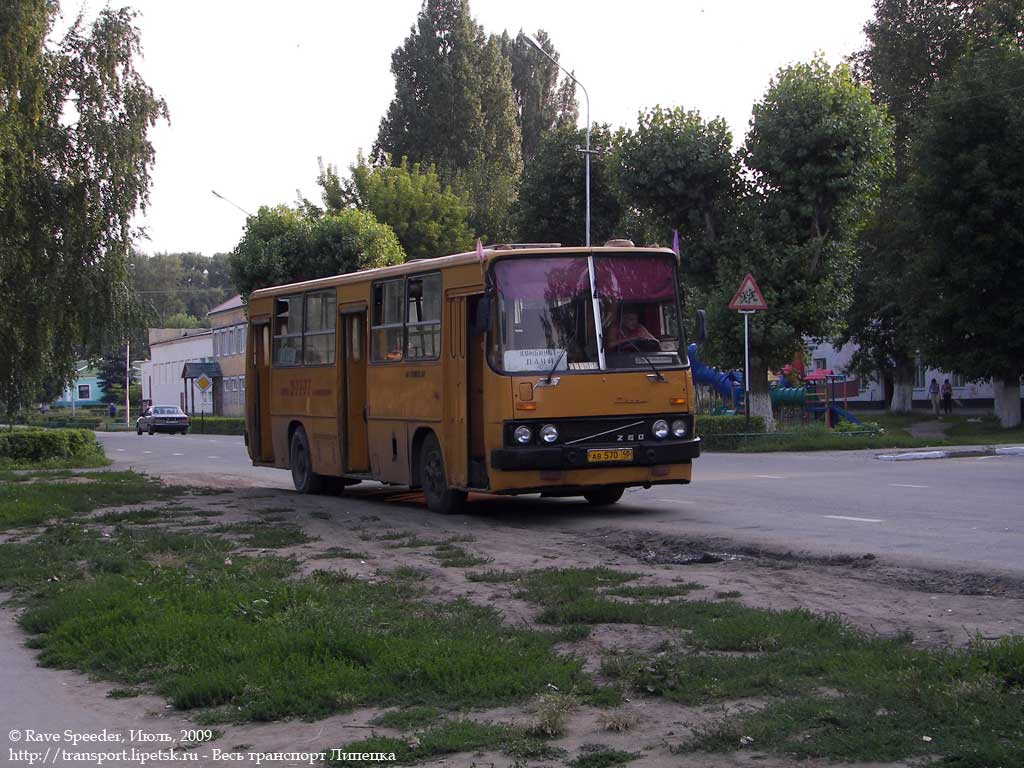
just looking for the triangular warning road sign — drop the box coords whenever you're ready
[728,273,768,311]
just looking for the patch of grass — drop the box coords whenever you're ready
[0,471,181,529]
[369,706,442,730]
[432,544,491,568]
[93,508,165,525]
[385,566,430,582]
[465,569,524,583]
[569,748,640,768]
[386,534,439,549]
[210,522,313,548]
[527,691,577,737]
[604,582,703,598]
[715,590,742,599]
[107,687,144,699]
[328,719,558,766]
[11,539,588,722]
[310,547,368,560]
[582,686,624,708]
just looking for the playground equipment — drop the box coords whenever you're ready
[687,343,743,410]
[688,343,861,427]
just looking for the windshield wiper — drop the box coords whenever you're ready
[543,348,567,384]
[622,338,666,382]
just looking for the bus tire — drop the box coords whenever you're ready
[290,427,325,494]
[583,485,624,506]
[420,433,466,515]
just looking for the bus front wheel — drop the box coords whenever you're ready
[290,427,325,494]
[420,433,466,515]
[583,485,624,506]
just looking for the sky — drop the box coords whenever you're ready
[63,0,877,256]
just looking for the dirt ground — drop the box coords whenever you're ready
[3,482,1022,768]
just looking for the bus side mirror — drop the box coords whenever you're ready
[695,309,707,342]
[471,296,491,335]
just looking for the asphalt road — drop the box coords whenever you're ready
[97,431,1024,576]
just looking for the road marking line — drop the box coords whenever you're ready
[976,455,1000,460]
[653,498,697,505]
[172,453,184,456]
[888,483,928,488]
[755,475,785,479]
[207,455,221,459]
[824,515,884,523]
[143,451,152,455]
[115,448,125,452]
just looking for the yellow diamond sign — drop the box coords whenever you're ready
[195,373,213,392]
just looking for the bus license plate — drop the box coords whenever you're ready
[587,448,633,463]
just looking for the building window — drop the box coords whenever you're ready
[272,295,303,365]
[814,358,827,371]
[372,279,405,362]
[78,384,90,400]
[914,364,926,389]
[304,291,337,365]
[213,332,220,357]
[952,373,966,388]
[405,273,442,360]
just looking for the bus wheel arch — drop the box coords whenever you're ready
[416,430,466,515]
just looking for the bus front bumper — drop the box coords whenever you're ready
[490,437,700,471]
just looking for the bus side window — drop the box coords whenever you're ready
[371,279,405,362]
[406,273,441,360]
[273,295,302,366]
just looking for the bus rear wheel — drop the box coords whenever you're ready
[420,433,466,515]
[290,427,325,494]
[583,485,625,506]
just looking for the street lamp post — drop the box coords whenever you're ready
[520,34,591,247]
[520,33,605,367]
[211,190,253,217]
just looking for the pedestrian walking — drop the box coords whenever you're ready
[929,378,940,418]
[942,378,953,416]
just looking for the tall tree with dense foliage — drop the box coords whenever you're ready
[0,2,167,417]
[374,0,521,240]
[229,206,405,298]
[719,59,893,429]
[844,0,1023,411]
[513,124,622,246]
[347,155,473,261]
[614,106,742,284]
[500,29,577,163]
[909,43,1024,427]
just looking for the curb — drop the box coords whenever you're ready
[878,445,1024,461]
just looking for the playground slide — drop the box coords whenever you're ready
[828,403,861,425]
[687,343,743,408]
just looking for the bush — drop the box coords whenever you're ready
[189,416,245,435]
[0,428,99,461]
[697,415,767,451]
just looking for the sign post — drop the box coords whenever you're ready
[728,273,769,430]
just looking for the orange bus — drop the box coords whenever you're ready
[244,242,701,513]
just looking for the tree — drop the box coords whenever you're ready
[614,106,742,285]
[513,124,622,246]
[374,0,522,239]
[909,43,1024,427]
[96,350,127,404]
[230,206,405,298]
[501,29,577,163]
[347,155,473,261]
[0,2,167,417]
[722,59,893,430]
[163,313,205,329]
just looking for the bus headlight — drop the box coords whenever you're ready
[652,419,669,439]
[514,426,532,445]
[540,424,559,443]
[671,419,689,438]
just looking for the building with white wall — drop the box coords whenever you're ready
[805,340,1022,408]
[139,329,216,414]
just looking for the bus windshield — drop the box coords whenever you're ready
[491,253,684,374]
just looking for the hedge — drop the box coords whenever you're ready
[188,416,246,435]
[0,428,100,461]
[696,415,767,451]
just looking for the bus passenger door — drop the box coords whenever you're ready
[342,311,370,473]
[444,296,468,487]
[467,295,487,488]
[249,319,273,462]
